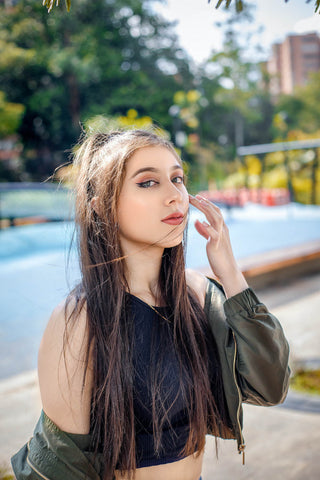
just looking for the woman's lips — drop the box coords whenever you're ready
[161,216,184,225]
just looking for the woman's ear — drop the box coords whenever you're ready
[91,196,101,216]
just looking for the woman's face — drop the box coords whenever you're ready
[117,146,189,254]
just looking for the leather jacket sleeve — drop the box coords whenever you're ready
[224,285,291,405]
[11,411,102,480]
[205,277,291,407]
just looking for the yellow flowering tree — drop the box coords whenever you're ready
[173,90,201,130]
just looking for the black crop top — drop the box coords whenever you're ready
[127,292,192,468]
[68,293,204,469]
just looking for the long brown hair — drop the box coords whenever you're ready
[66,127,230,480]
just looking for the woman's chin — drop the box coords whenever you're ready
[161,234,184,249]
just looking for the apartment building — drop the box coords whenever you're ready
[267,32,320,96]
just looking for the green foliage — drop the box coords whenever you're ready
[209,0,319,14]
[196,4,274,163]
[45,1,320,15]
[278,72,320,134]
[0,91,25,138]
[0,0,193,180]
[43,0,71,13]
[2,0,320,194]
[43,1,320,14]
[212,0,244,13]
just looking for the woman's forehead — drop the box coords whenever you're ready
[125,146,181,173]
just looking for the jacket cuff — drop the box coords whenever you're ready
[223,287,262,318]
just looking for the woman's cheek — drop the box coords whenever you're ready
[117,196,146,230]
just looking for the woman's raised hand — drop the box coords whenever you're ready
[189,194,248,298]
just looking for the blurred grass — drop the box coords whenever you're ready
[291,369,320,395]
[0,465,14,480]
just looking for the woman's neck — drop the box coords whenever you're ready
[122,245,164,305]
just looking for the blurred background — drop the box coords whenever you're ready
[0,0,320,478]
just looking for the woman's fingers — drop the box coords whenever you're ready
[189,194,224,231]
[194,219,219,242]
[189,194,244,290]
[189,194,221,215]
[194,219,210,240]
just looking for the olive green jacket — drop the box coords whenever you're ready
[204,278,290,460]
[11,278,290,479]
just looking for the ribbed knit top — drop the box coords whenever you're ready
[126,292,192,468]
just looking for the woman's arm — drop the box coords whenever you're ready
[223,285,290,405]
[38,298,93,434]
[186,269,290,406]
[204,276,290,406]
[12,300,98,479]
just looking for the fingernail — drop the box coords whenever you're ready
[202,221,210,227]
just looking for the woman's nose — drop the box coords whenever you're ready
[164,181,183,205]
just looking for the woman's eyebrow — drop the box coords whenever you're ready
[130,165,183,179]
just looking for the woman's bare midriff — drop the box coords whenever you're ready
[114,450,204,480]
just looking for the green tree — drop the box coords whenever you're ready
[0,91,25,138]
[197,6,274,158]
[275,72,320,136]
[0,0,193,180]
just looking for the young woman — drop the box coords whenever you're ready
[12,128,290,480]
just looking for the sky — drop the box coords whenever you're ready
[153,0,320,64]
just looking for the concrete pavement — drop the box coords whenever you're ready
[1,272,319,479]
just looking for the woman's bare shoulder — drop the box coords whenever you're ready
[39,296,88,355]
[185,268,210,309]
[38,296,92,434]
[38,296,88,368]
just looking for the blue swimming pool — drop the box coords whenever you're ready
[1,202,320,380]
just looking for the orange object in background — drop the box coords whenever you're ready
[198,188,290,208]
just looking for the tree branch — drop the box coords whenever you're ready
[42,0,71,13]
[213,0,244,13]
[42,0,320,14]
[209,0,320,14]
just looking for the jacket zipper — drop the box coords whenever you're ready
[232,332,246,465]
[26,439,52,480]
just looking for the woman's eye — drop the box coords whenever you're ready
[137,176,184,188]
[137,180,157,188]
[173,176,185,184]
